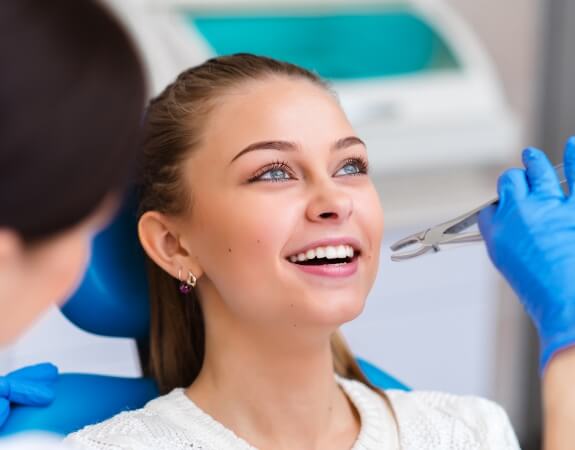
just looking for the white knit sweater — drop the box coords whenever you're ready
[65,377,520,449]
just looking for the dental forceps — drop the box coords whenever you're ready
[390,163,567,262]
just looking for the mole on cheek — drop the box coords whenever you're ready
[228,248,232,253]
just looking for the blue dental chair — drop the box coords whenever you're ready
[0,193,407,437]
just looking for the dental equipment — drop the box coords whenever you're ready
[390,163,567,262]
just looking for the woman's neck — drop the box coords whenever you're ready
[186,324,360,450]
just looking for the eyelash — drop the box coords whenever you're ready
[248,160,293,183]
[247,157,369,183]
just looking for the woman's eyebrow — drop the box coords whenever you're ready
[230,136,366,164]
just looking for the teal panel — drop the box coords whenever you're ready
[185,9,459,80]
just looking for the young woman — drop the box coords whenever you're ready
[67,54,520,449]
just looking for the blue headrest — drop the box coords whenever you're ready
[61,191,150,340]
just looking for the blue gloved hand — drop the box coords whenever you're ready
[0,363,58,428]
[479,137,575,372]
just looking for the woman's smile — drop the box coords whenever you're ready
[285,236,362,278]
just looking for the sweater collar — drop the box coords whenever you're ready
[152,375,397,449]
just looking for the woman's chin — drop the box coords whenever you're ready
[303,293,366,327]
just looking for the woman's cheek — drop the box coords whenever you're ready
[365,188,384,240]
[358,189,384,275]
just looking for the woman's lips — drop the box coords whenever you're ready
[290,255,359,278]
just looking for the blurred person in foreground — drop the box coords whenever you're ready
[479,137,575,450]
[0,0,146,447]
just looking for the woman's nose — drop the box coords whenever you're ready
[306,184,353,224]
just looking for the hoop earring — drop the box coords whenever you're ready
[178,269,197,294]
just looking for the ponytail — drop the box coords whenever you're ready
[146,258,204,394]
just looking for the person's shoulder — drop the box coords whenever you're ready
[64,388,192,450]
[385,388,507,418]
[64,406,158,450]
[385,389,521,449]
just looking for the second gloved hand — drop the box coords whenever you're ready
[479,137,575,372]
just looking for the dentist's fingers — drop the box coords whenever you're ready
[564,136,575,198]
[478,204,497,243]
[497,168,528,209]
[523,147,564,198]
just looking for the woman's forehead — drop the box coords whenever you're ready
[202,78,352,156]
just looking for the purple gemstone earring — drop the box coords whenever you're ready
[178,269,197,294]
[179,282,192,295]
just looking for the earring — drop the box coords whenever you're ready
[178,269,197,294]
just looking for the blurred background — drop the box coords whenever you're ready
[1,0,573,447]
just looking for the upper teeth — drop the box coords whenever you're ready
[289,245,355,263]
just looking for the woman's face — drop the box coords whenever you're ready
[179,77,384,332]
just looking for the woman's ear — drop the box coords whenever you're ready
[0,229,25,310]
[0,229,23,266]
[138,211,201,279]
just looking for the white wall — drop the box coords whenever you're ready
[0,309,140,378]
[343,230,500,397]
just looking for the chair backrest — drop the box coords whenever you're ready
[0,193,407,437]
[61,190,149,340]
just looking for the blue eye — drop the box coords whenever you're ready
[335,158,368,177]
[249,161,294,183]
[259,167,291,181]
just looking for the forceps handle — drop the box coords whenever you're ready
[443,163,567,236]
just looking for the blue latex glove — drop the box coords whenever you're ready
[0,363,58,428]
[479,137,575,372]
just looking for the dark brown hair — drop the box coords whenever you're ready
[0,0,146,241]
[139,54,389,403]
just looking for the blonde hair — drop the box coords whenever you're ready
[138,55,392,408]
